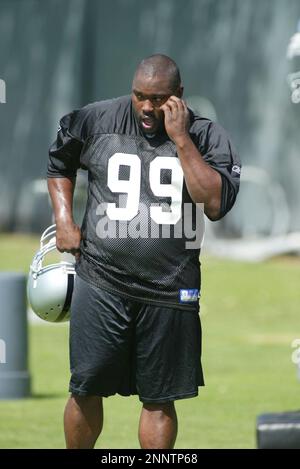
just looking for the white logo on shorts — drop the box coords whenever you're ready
[232,165,241,175]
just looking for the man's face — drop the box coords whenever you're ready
[132,71,182,135]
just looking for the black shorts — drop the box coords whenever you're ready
[69,275,204,403]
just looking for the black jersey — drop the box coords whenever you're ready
[48,95,240,309]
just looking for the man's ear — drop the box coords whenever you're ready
[176,86,184,98]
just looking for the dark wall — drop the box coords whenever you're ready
[0,0,300,235]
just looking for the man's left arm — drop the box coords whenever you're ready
[161,96,235,221]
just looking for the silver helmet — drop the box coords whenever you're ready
[27,225,76,322]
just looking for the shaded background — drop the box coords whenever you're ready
[0,0,300,236]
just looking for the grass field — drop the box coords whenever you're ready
[0,233,300,448]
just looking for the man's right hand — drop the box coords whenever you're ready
[47,177,81,259]
[56,222,82,259]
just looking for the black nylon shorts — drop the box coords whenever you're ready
[69,275,204,403]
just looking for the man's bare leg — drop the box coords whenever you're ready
[138,402,178,449]
[64,394,103,449]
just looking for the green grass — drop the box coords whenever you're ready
[0,234,300,448]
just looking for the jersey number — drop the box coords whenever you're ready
[107,153,184,224]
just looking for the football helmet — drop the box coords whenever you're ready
[27,224,76,322]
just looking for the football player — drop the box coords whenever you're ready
[47,54,241,449]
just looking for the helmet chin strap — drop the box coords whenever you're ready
[30,241,57,279]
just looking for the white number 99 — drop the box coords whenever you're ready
[106,153,183,224]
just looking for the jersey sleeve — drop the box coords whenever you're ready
[200,121,241,218]
[47,109,86,178]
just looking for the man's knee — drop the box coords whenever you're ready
[69,394,102,410]
[142,401,175,415]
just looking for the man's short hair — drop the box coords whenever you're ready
[134,54,181,91]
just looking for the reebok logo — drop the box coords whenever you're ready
[232,165,241,175]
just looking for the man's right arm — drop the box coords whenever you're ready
[47,177,81,257]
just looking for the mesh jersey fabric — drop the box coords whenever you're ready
[48,95,241,308]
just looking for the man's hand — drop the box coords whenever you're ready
[160,97,222,220]
[160,96,190,145]
[56,222,81,259]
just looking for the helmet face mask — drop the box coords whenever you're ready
[27,225,75,322]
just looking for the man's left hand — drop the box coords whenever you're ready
[160,96,190,145]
